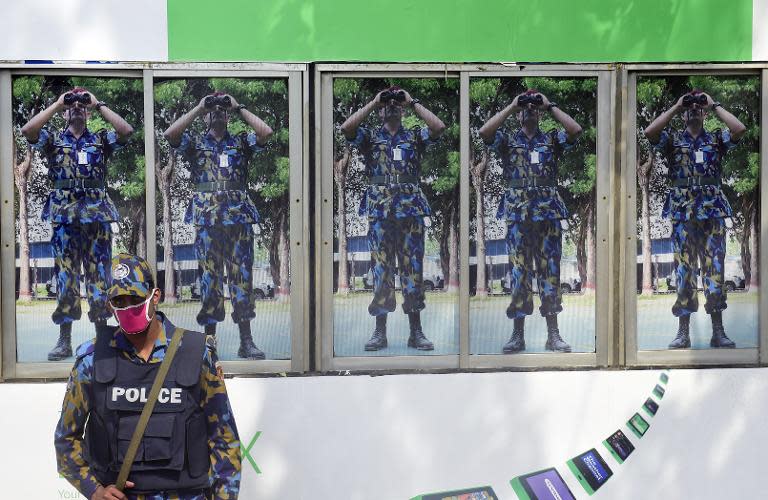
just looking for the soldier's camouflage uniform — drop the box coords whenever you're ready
[54,312,242,500]
[348,125,436,316]
[176,131,263,327]
[30,127,125,325]
[651,128,738,317]
[486,128,576,319]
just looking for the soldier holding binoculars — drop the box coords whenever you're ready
[341,86,446,352]
[479,89,582,354]
[21,87,134,361]
[164,92,273,359]
[644,90,746,349]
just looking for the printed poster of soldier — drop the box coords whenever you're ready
[333,78,459,357]
[154,77,291,361]
[469,77,598,355]
[636,75,759,350]
[12,75,144,363]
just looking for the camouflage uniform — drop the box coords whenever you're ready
[486,128,576,318]
[176,131,262,326]
[30,127,125,324]
[652,128,738,316]
[54,311,242,500]
[348,125,436,316]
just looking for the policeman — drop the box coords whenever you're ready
[21,87,134,361]
[164,92,273,359]
[341,86,446,351]
[479,90,582,354]
[54,253,242,499]
[644,90,746,349]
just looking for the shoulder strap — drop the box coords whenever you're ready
[176,330,206,387]
[93,330,117,383]
[115,327,186,492]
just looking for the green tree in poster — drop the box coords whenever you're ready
[332,78,366,294]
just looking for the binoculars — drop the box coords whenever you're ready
[63,92,91,106]
[204,95,232,109]
[682,93,708,108]
[517,93,544,106]
[380,89,406,104]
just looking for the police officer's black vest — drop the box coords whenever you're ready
[84,327,211,494]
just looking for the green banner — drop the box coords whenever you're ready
[168,0,753,62]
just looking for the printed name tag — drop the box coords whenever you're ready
[530,151,540,164]
[695,150,704,164]
[77,151,88,165]
[219,153,229,168]
[393,148,403,161]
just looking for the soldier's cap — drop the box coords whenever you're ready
[108,253,155,300]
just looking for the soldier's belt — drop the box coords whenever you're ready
[195,181,247,192]
[53,179,105,189]
[369,174,420,185]
[672,176,721,187]
[507,177,556,188]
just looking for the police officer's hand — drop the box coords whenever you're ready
[510,94,523,112]
[56,92,70,110]
[701,92,715,109]
[536,93,551,111]
[227,94,240,110]
[85,91,99,109]
[371,90,387,109]
[674,94,688,112]
[197,96,210,113]
[400,89,414,107]
[91,482,134,500]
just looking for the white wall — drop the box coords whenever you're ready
[1,368,766,499]
[754,0,768,60]
[0,0,167,62]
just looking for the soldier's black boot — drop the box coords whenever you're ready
[503,317,526,353]
[237,321,266,359]
[668,315,691,349]
[365,314,388,351]
[407,312,434,350]
[48,323,73,361]
[544,314,571,352]
[710,312,735,348]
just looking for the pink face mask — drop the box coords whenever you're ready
[111,291,156,335]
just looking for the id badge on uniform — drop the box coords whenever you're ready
[393,147,403,161]
[219,153,229,168]
[530,151,540,164]
[77,151,88,165]
[695,150,704,164]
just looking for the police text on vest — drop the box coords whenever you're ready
[112,386,183,404]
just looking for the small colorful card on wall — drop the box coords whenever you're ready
[603,429,635,464]
[566,449,614,495]
[627,412,650,438]
[411,486,498,500]
[510,467,576,500]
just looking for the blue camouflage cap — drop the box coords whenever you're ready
[108,253,155,300]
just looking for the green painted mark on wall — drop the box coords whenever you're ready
[168,0,753,62]
[243,431,262,474]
